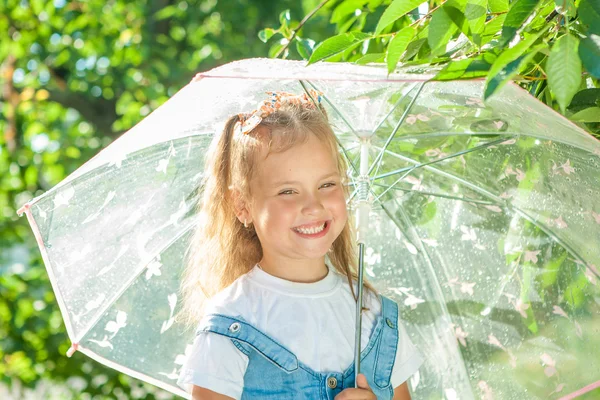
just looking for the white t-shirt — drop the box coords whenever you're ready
[178,265,424,399]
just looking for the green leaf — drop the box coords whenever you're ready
[403,38,428,60]
[465,0,487,45]
[570,107,600,122]
[295,37,315,60]
[331,0,369,23]
[418,201,437,225]
[355,11,369,31]
[279,9,291,26]
[296,41,309,59]
[481,14,506,45]
[485,30,546,98]
[53,49,71,66]
[308,32,372,64]
[355,53,385,64]
[444,6,469,36]
[258,28,276,43]
[579,34,600,78]
[385,26,416,73]
[547,34,582,112]
[153,5,179,20]
[403,25,429,60]
[568,88,600,111]
[369,0,386,9]
[485,47,543,99]
[428,7,458,55]
[434,52,496,80]
[268,43,286,59]
[565,274,588,308]
[500,0,541,46]
[489,0,509,12]
[375,0,426,34]
[539,252,567,288]
[579,0,600,35]
[337,15,359,34]
[446,0,469,12]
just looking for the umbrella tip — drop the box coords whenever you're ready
[190,73,203,83]
[16,203,30,217]
[66,343,79,357]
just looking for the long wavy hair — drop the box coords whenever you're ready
[179,97,375,326]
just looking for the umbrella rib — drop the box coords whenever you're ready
[389,131,516,141]
[371,145,593,270]
[347,135,514,204]
[389,130,600,154]
[72,220,197,344]
[370,82,420,136]
[510,209,598,278]
[371,135,518,203]
[302,79,413,186]
[342,82,425,203]
[377,200,473,381]
[303,80,359,137]
[299,80,360,187]
[482,254,524,327]
[370,183,499,206]
[369,81,427,179]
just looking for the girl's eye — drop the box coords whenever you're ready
[321,182,336,188]
[279,190,295,195]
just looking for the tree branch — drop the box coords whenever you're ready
[275,0,333,59]
[410,3,443,27]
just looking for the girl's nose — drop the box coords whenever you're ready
[302,193,325,215]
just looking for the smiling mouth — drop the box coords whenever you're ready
[292,221,328,235]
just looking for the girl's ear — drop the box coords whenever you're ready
[231,189,251,224]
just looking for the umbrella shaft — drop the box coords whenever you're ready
[354,138,369,386]
[354,242,365,386]
[356,138,370,244]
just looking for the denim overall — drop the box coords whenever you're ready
[196,295,399,399]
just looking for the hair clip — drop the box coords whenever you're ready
[235,90,323,135]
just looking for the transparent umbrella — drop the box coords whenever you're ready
[18,58,600,399]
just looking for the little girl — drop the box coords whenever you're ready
[177,91,423,400]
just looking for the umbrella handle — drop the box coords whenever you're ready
[354,243,366,387]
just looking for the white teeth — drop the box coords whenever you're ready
[294,223,325,235]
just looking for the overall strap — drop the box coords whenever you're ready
[197,314,299,373]
[373,295,399,388]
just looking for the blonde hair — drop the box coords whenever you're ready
[180,99,375,326]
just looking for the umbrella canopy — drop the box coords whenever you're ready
[19,58,600,399]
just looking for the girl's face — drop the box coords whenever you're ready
[246,133,347,265]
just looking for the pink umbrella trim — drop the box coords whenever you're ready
[67,343,79,357]
[558,380,600,400]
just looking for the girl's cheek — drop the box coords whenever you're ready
[332,189,348,203]
[275,198,300,211]
[329,194,348,215]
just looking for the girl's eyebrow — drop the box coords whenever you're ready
[271,171,339,187]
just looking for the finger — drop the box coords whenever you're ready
[356,374,372,391]
[334,389,376,400]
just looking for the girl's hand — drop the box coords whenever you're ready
[334,374,376,400]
